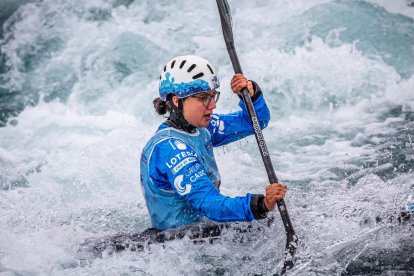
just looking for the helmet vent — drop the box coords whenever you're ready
[192,72,204,79]
[207,64,214,74]
[187,64,196,72]
[159,55,219,100]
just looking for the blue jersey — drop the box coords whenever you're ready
[140,94,270,230]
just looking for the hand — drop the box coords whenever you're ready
[230,74,254,96]
[264,183,287,211]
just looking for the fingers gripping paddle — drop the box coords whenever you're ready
[216,0,298,273]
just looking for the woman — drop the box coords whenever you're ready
[140,55,287,230]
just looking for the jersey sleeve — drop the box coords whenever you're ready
[207,91,271,147]
[151,138,256,222]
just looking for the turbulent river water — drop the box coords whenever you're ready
[1,0,414,275]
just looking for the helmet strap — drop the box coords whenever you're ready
[166,98,196,133]
[178,98,184,111]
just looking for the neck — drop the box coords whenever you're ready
[166,101,196,133]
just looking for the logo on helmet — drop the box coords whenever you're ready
[212,76,220,89]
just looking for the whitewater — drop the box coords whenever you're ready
[1,0,413,275]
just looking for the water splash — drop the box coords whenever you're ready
[0,0,413,275]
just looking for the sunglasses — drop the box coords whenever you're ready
[191,91,221,107]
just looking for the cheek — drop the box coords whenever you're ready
[183,103,199,121]
[183,101,202,118]
[190,107,204,120]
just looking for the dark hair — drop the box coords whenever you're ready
[153,97,169,115]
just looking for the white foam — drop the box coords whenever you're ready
[0,0,413,274]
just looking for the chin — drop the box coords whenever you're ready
[199,121,210,128]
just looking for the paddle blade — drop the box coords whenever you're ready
[218,0,232,27]
[282,233,299,274]
[216,0,234,44]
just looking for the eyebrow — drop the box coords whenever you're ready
[197,91,215,97]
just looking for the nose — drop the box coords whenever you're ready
[208,98,216,109]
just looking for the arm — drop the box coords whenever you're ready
[207,81,271,147]
[153,138,270,222]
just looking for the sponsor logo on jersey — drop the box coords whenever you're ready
[173,175,191,195]
[175,140,187,150]
[170,157,197,174]
[210,114,225,134]
[189,169,206,182]
[185,163,202,176]
[168,139,187,150]
[166,151,198,169]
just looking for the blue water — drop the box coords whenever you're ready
[1,0,413,275]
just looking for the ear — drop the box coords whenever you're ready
[172,95,179,107]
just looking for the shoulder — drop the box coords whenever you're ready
[151,138,201,177]
[157,138,191,152]
[151,138,199,162]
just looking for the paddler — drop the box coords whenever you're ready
[140,55,287,230]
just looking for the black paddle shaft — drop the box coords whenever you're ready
[216,0,298,273]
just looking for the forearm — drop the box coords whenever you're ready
[184,183,255,222]
[238,81,271,130]
[186,184,269,222]
[209,81,271,147]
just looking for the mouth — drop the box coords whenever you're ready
[203,114,211,120]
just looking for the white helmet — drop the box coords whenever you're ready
[159,55,220,101]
